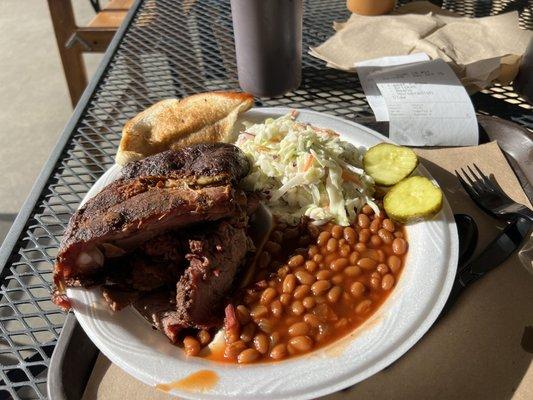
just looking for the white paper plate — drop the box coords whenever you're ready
[67,108,458,400]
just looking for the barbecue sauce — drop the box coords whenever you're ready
[155,370,219,393]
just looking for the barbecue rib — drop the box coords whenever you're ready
[52,143,252,312]
[54,180,243,281]
[121,142,250,186]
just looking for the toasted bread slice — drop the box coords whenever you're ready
[116,92,254,165]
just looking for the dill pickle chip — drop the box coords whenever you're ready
[384,176,443,223]
[363,143,418,186]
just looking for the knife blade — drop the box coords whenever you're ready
[440,217,532,318]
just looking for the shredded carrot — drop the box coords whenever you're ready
[342,169,362,186]
[302,154,315,172]
[319,128,339,137]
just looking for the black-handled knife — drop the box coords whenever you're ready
[440,217,532,318]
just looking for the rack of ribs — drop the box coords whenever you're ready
[52,143,258,343]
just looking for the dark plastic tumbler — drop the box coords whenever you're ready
[230,0,303,98]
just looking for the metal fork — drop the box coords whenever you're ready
[455,164,533,223]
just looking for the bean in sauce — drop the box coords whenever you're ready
[185,205,407,363]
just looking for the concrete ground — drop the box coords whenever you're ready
[0,1,104,244]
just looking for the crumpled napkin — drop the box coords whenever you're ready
[309,1,532,92]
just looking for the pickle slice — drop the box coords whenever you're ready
[363,143,418,186]
[384,176,443,223]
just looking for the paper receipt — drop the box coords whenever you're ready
[372,59,478,146]
[355,53,430,121]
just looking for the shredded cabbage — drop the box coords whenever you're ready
[236,112,377,226]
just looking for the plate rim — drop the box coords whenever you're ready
[69,106,458,400]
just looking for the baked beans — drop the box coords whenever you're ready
[361,204,374,215]
[183,336,201,356]
[357,213,370,228]
[237,348,260,364]
[293,284,310,299]
[270,343,287,359]
[187,205,407,363]
[370,218,381,234]
[197,330,211,345]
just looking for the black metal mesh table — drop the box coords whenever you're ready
[0,0,531,398]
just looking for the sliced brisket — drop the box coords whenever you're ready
[102,286,141,312]
[132,220,252,342]
[133,289,184,342]
[173,220,251,329]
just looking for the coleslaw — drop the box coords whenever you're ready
[236,112,378,226]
